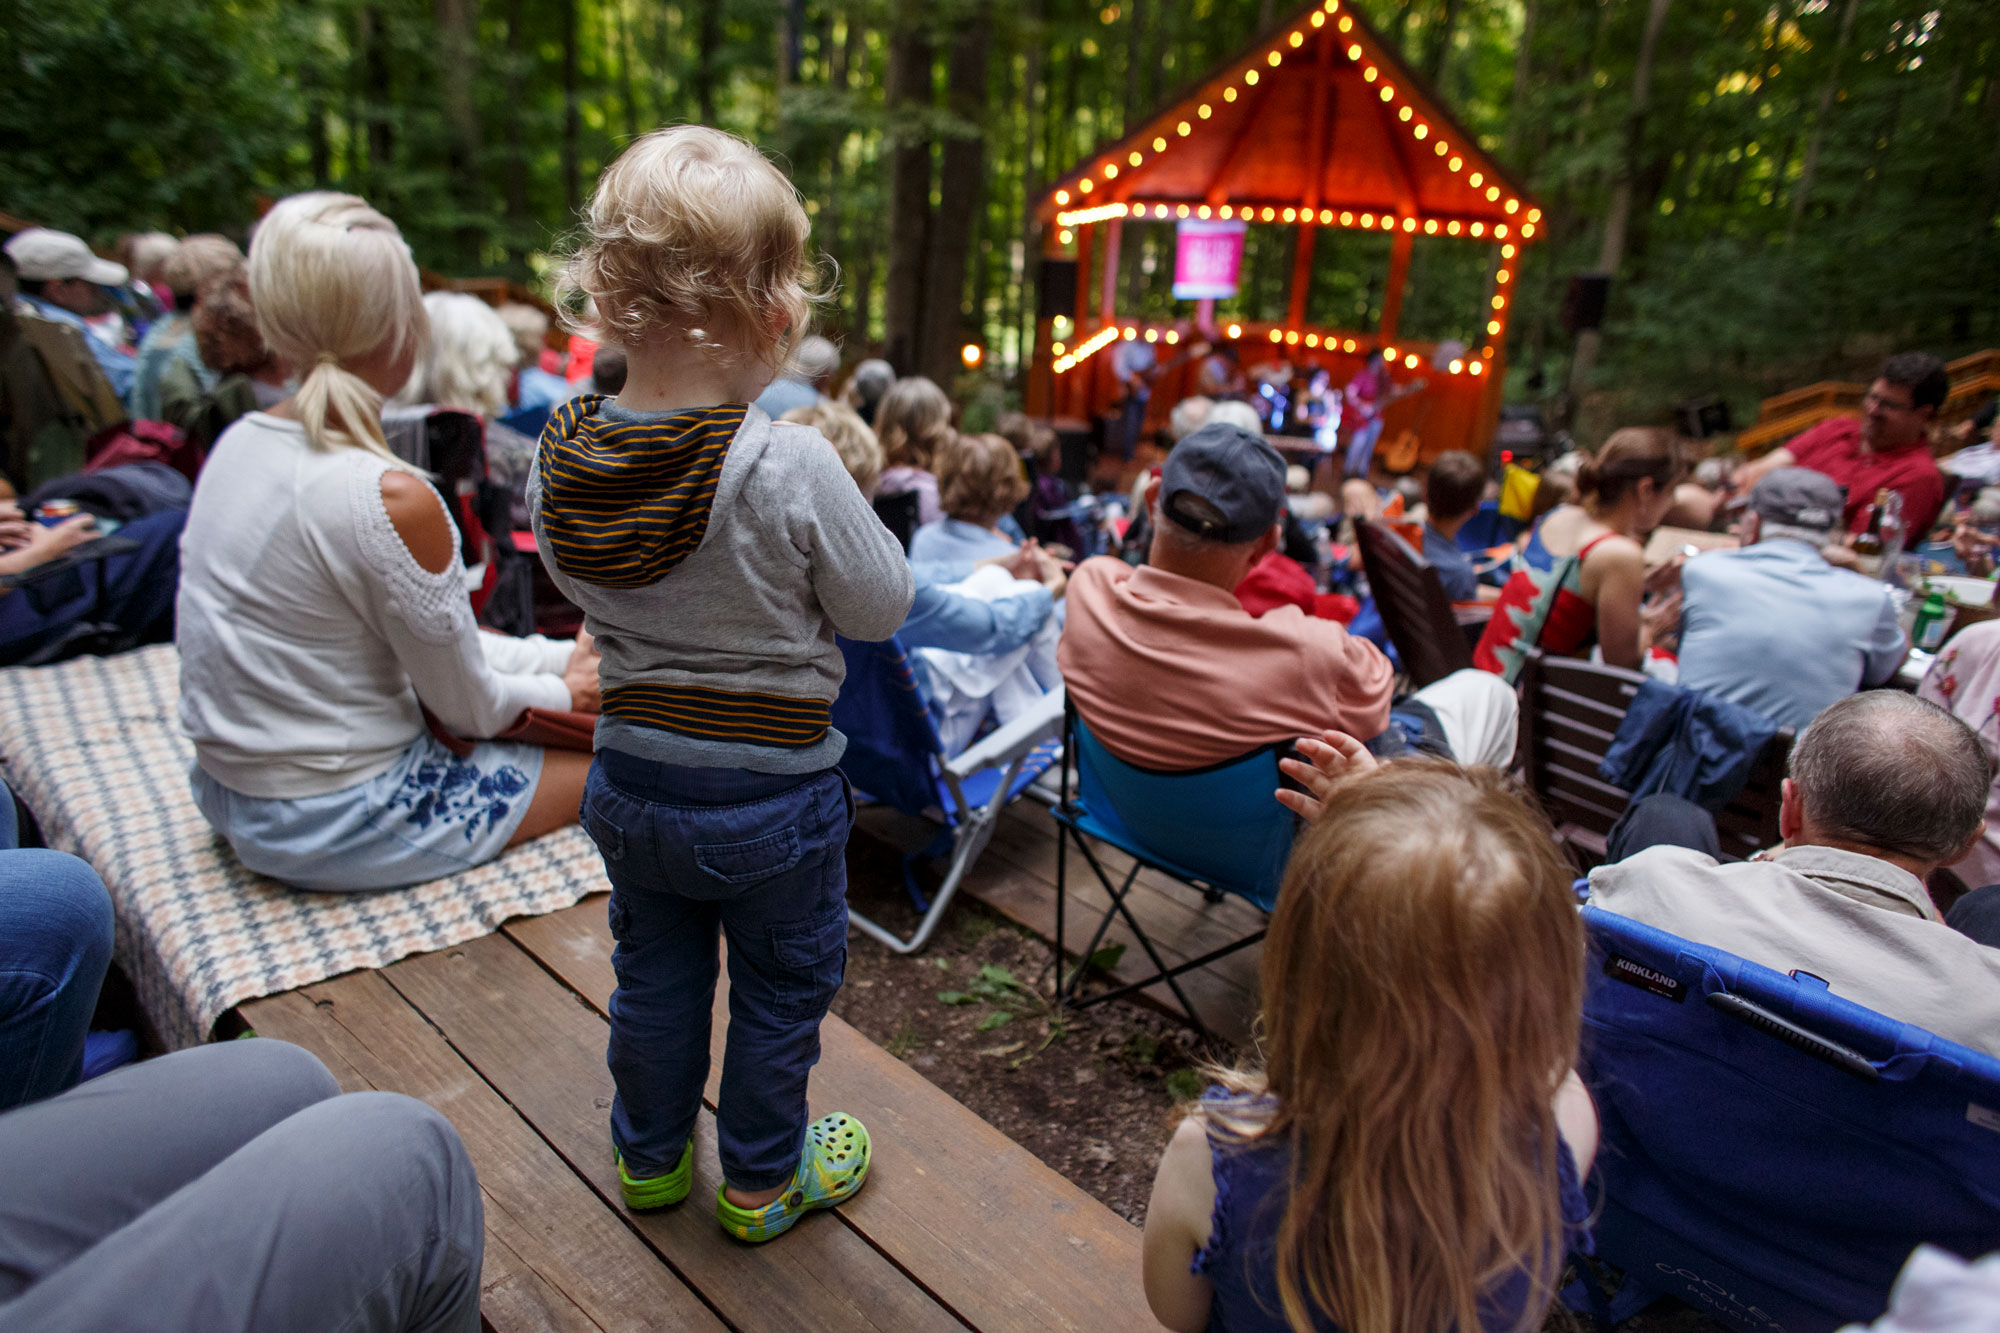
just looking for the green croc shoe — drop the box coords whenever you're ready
[617,1137,694,1211]
[715,1112,871,1243]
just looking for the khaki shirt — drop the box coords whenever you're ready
[1587,844,2000,1059]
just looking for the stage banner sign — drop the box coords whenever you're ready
[1172,219,1247,300]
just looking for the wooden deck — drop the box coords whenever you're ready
[239,894,1155,1333]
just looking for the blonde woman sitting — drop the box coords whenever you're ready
[176,193,598,891]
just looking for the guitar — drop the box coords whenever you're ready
[1370,379,1431,474]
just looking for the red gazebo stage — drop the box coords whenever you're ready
[1025,0,1543,467]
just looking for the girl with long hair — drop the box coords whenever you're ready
[1474,427,1691,682]
[1143,743,1597,1333]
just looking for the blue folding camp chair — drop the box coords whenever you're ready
[1566,906,2000,1332]
[1051,706,1297,1035]
[833,636,1064,954]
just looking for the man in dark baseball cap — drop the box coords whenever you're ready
[1675,466,1905,732]
[1056,419,1519,773]
[1157,422,1287,543]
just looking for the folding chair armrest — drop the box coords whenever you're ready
[944,684,1066,779]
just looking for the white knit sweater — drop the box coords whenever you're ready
[177,413,572,798]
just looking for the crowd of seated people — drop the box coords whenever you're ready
[2,127,1997,1333]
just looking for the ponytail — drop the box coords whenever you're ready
[247,191,430,475]
[290,355,409,468]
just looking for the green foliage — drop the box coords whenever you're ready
[1164,1067,1206,1103]
[7,0,1996,421]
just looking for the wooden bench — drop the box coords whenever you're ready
[241,896,1154,1333]
[1515,651,1791,868]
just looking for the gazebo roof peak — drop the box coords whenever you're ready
[1035,0,1541,241]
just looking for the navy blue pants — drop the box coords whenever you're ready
[582,751,853,1190]
[0,508,185,666]
[0,782,114,1113]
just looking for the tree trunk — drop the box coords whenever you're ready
[1422,0,1463,89]
[1123,0,1146,130]
[1568,0,1673,398]
[777,0,804,88]
[303,63,332,185]
[501,0,530,261]
[1015,5,1046,368]
[694,0,723,125]
[918,4,991,385]
[1502,0,1538,160]
[1788,0,1862,237]
[560,0,580,215]
[612,0,641,139]
[358,7,396,195]
[882,7,934,374]
[436,0,484,262]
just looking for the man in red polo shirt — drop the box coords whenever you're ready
[1738,352,1951,543]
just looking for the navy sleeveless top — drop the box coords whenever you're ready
[1191,1093,1592,1333]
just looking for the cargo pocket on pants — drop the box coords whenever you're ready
[768,904,849,1022]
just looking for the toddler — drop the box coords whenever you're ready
[531,127,913,1242]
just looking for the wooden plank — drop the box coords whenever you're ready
[243,979,722,1333]
[503,903,1159,1333]
[382,932,968,1333]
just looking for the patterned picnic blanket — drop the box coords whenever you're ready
[0,645,607,1049]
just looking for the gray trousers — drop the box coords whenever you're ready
[0,1039,483,1333]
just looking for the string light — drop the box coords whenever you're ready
[1225,87,1238,102]
[1056,189,1070,205]
[1414,124,1428,139]
[1128,151,1143,166]
[1339,16,1353,32]
[1079,178,1093,193]
[1347,42,1362,58]
[1198,204,1211,218]
[1104,163,1118,178]
[1177,204,1190,218]
[1153,137,1167,151]
[1198,104,1212,118]
[1503,198,1519,214]
[1228,323,1243,338]
[1058,228,1073,244]
[1363,65,1377,82]
[1305,333,1320,347]
[1310,11,1325,26]
[1178,120,1192,135]
[1052,325,1121,374]
[1289,30,1304,47]
[1164,330,1179,344]
[1144,328,1159,342]
[1403,353,1420,369]
[1424,219,1439,234]
[1282,207,1297,223]
[1244,69,1259,85]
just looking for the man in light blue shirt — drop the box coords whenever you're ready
[4,229,136,403]
[1676,469,1906,731]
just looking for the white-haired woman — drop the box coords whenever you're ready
[175,192,598,891]
[393,289,540,501]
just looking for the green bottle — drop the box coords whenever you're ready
[1912,591,1951,652]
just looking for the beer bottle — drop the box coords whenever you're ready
[1853,488,1888,576]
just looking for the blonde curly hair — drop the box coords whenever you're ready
[554,126,823,373]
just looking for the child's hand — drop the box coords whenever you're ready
[1275,730,1379,821]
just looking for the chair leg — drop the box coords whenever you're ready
[849,808,1001,955]
[1060,837,1209,1031]
[1058,856,1142,1005]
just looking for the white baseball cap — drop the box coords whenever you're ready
[4,228,129,286]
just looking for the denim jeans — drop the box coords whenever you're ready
[0,849,115,1113]
[582,750,853,1191]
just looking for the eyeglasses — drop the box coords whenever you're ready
[1862,391,1919,413]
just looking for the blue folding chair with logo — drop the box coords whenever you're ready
[1051,703,1296,1036]
[832,635,1064,954]
[1567,906,2000,1332]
